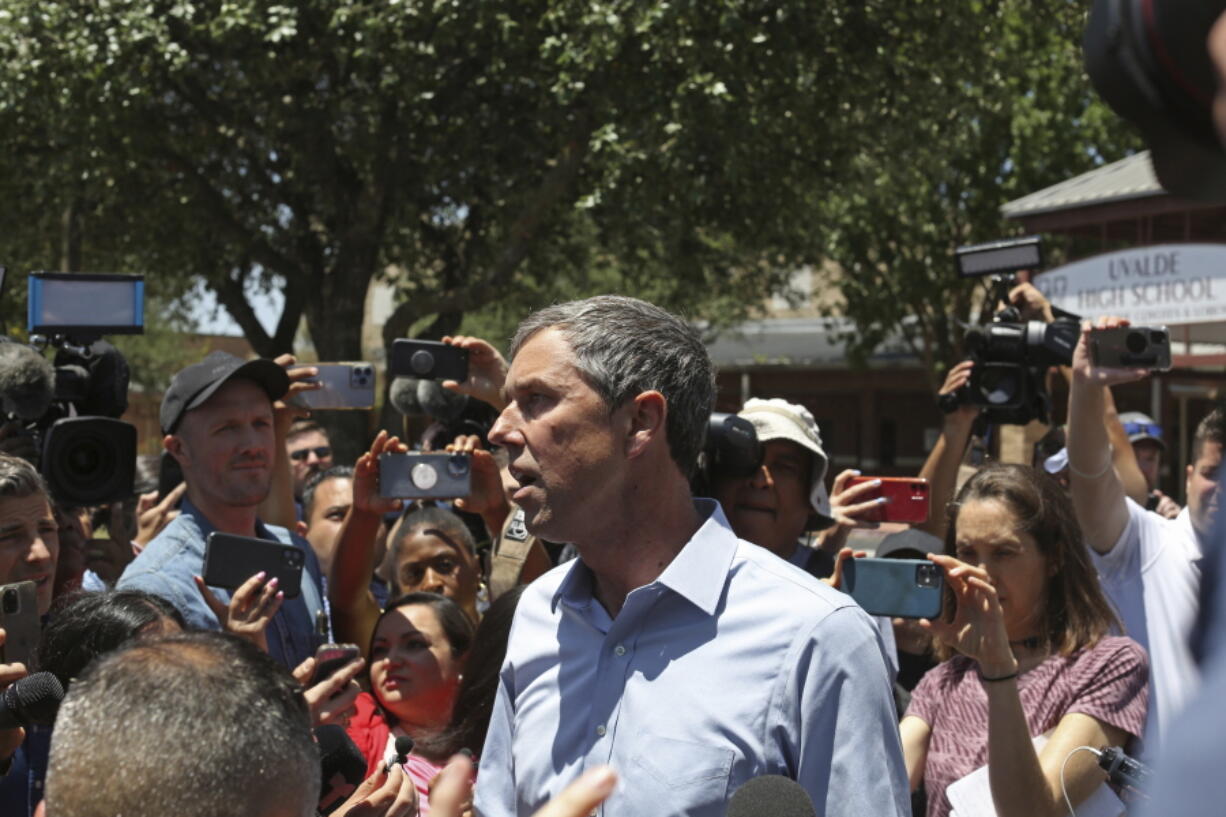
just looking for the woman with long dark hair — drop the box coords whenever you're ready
[901,463,1148,817]
[345,592,475,816]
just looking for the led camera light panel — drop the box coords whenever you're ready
[28,272,145,335]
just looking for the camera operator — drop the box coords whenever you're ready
[1067,316,1214,752]
[116,351,328,670]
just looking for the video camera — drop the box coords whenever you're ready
[691,412,763,497]
[942,240,1078,426]
[0,270,142,505]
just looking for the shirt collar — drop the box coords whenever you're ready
[180,496,277,544]
[551,498,739,617]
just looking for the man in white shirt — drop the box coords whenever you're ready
[1067,316,1220,749]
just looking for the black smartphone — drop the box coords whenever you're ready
[202,532,305,599]
[0,581,40,667]
[379,452,472,499]
[842,558,944,619]
[388,339,469,382]
[1091,326,1172,370]
[309,643,361,687]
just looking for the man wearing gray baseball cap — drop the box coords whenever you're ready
[118,351,327,669]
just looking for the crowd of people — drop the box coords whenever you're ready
[0,280,1219,817]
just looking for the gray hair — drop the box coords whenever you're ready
[510,295,715,477]
[0,453,49,500]
[46,631,319,817]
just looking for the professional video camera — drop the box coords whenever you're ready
[691,412,763,498]
[0,270,142,505]
[942,239,1079,426]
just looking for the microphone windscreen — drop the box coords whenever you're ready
[394,735,414,757]
[1,671,65,728]
[416,379,467,422]
[0,341,54,420]
[315,725,366,815]
[726,775,816,817]
[388,377,420,416]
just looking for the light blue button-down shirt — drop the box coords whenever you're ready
[474,500,909,817]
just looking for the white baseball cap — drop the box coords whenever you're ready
[737,398,833,524]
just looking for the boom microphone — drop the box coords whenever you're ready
[0,672,65,729]
[0,339,54,421]
[727,775,816,817]
[315,725,367,815]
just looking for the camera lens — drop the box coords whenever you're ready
[285,550,303,566]
[447,454,470,478]
[2,589,16,614]
[1125,330,1149,355]
[1150,331,1166,344]
[411,462,440,490]
[410,350,435,377]
[42,417,136,506]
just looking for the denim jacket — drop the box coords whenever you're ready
[117,497,326,669]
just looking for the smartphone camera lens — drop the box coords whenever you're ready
[1150,330,1166,344]
[916,564,940,588]
[1125,330,1149,355]
[411,462,440,490]
[2,589,16,614]
[447,454,470,478]
[285,550,303,566]
[410,350,436,377]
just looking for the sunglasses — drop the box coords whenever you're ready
[289,446,332,462]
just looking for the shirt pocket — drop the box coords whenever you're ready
[629,734,734,811]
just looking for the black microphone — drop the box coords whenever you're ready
[315,725,367,815]
[0,672,65,729]
[383,734,414,773]
[727,775,816,817]
[1097,746,1152,793]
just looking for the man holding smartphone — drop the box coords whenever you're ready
[118,351,327,670]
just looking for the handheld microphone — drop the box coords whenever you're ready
[384,734,414,773]
[1096,745,1152,793]
[0,672,65,729]
[727,775,816,817]
[315,725,367,815]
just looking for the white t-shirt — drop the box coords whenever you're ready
[1091,498,1202,751]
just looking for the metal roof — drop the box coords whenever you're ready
[1001,151,1165,220]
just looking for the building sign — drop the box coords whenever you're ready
[1034,244,1226,325]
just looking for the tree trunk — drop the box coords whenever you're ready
[303,266,375,463]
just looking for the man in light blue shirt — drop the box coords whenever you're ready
[118,351,326,670]
[474,296,909,817]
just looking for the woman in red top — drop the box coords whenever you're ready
[346,592,475,815]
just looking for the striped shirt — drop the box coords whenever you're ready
[905,636,1149,817]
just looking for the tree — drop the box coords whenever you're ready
[0,0,1142,434]
[817,1,1143,388]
